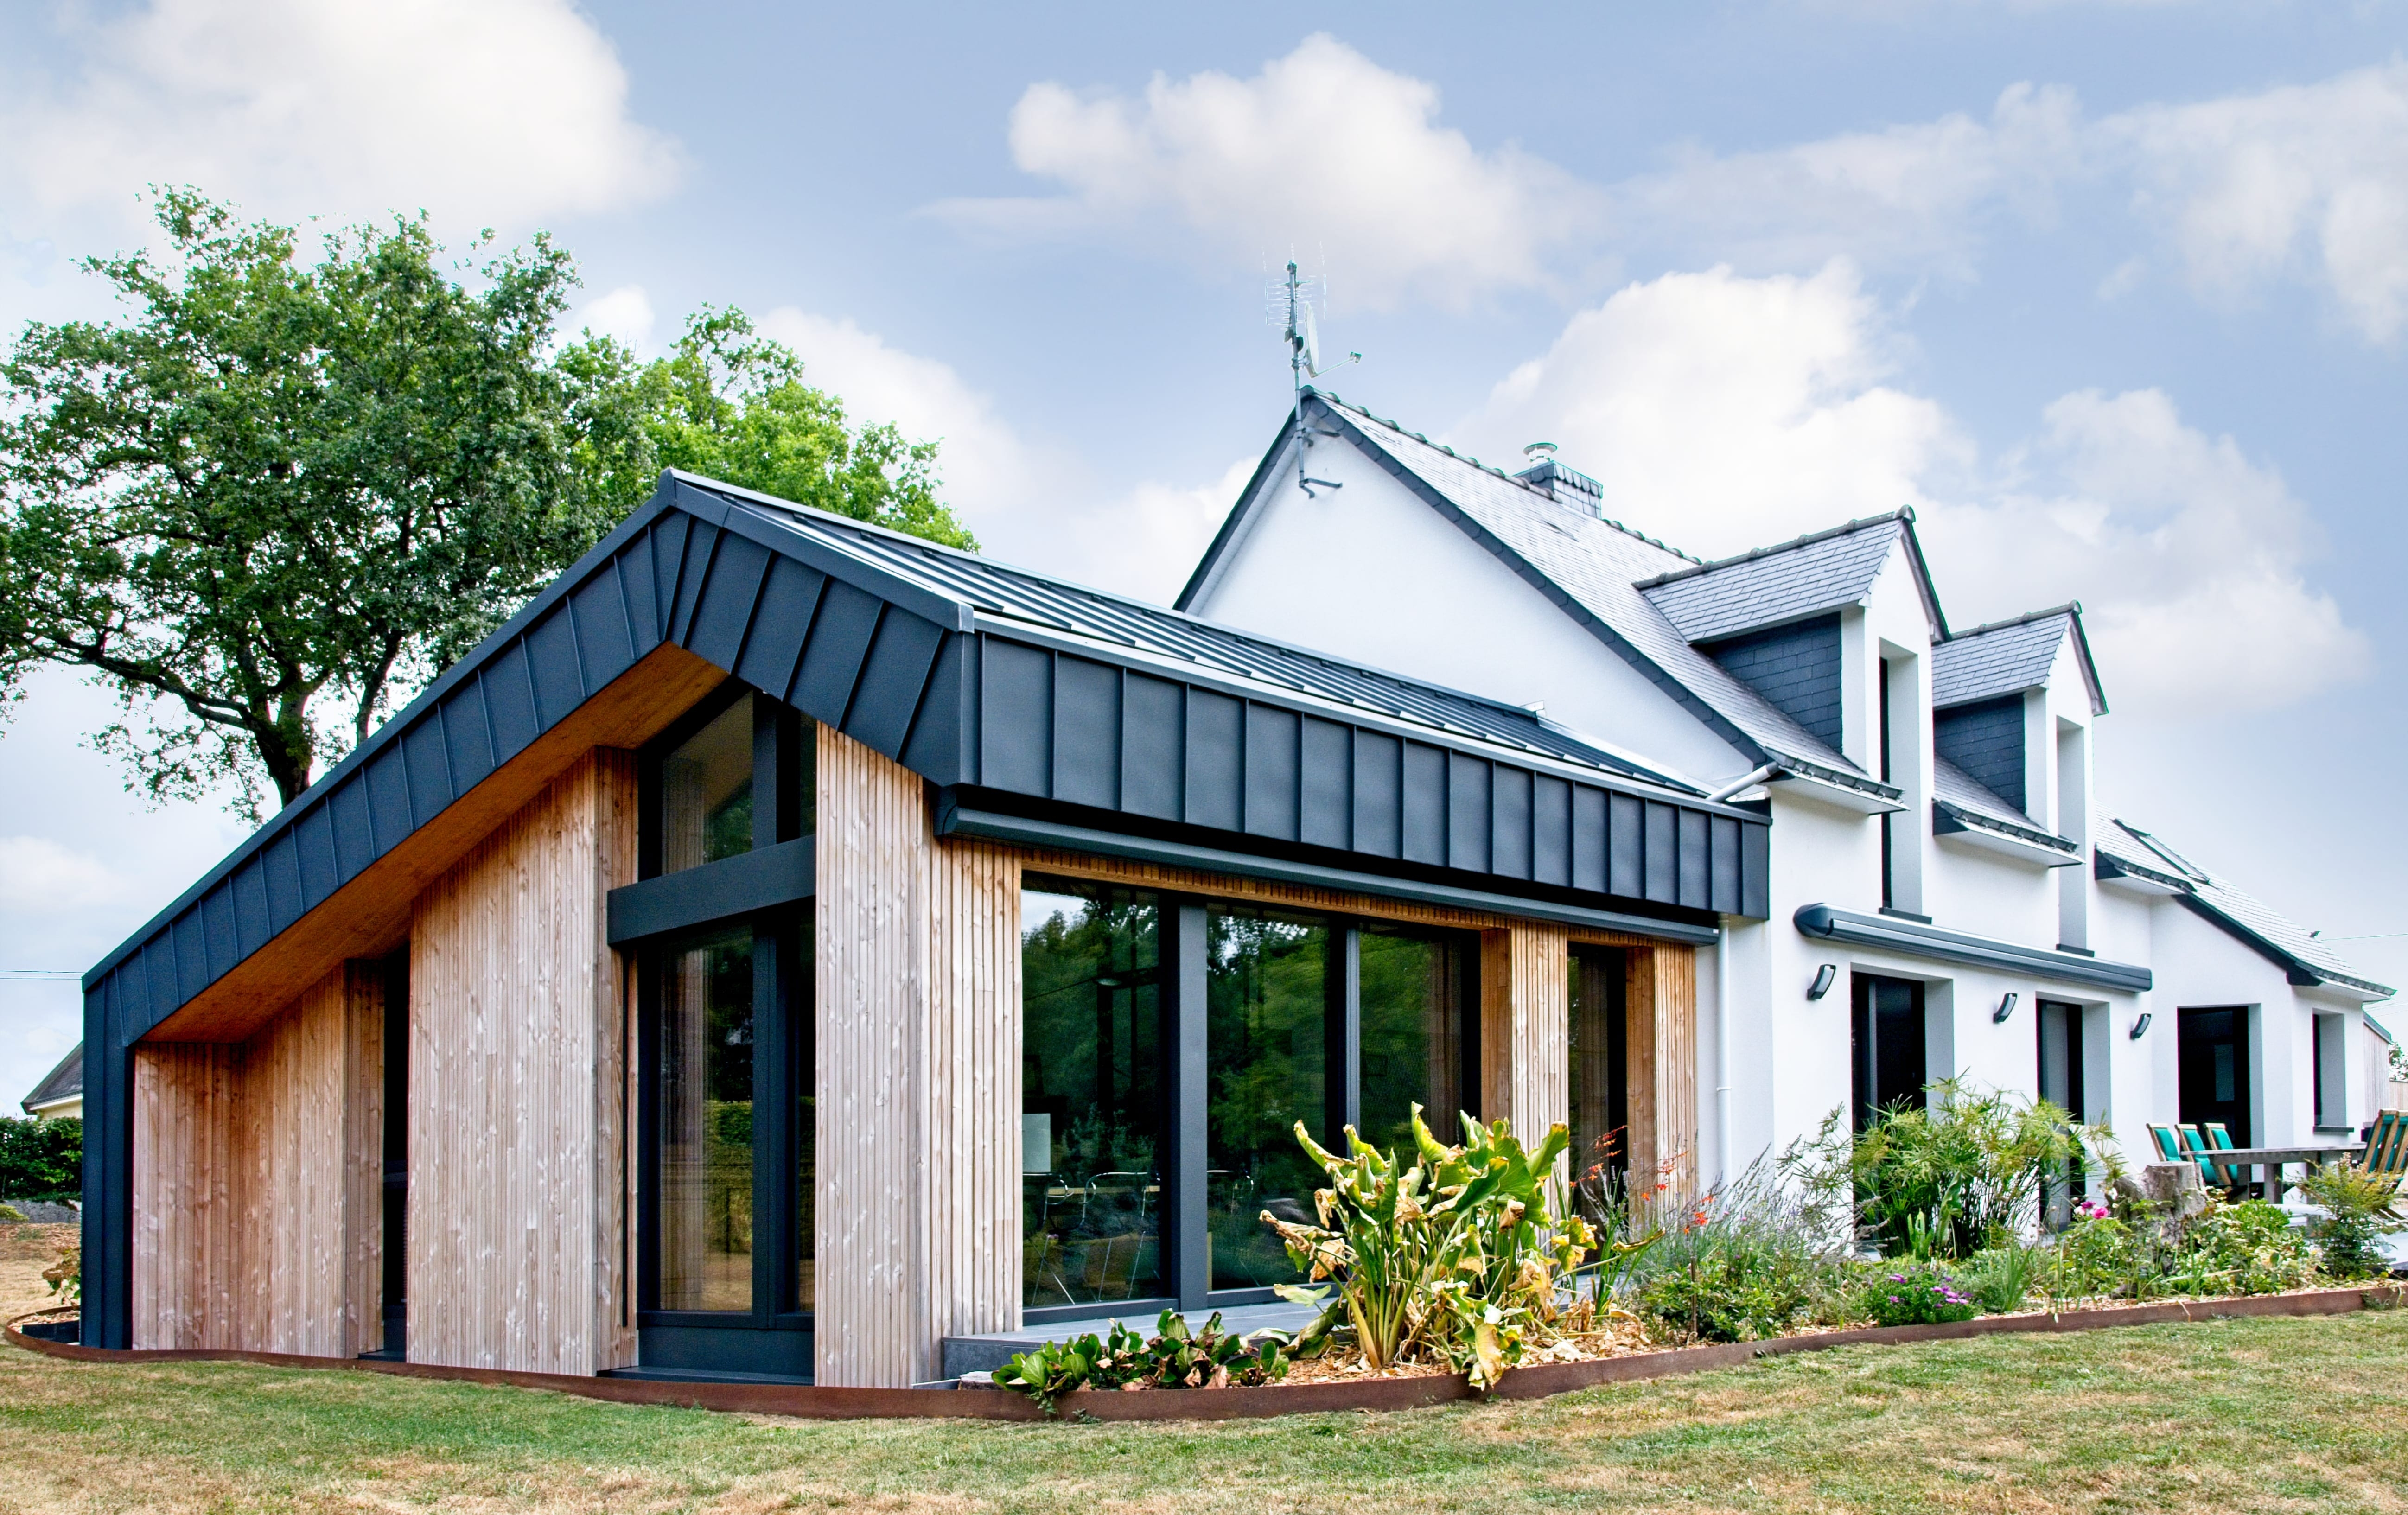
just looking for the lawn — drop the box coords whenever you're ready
[4,1300,2406,1515]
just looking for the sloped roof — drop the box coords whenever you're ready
[1933,606,2108,715]
[84,471,1773,1050]
[1637,512,1943,645]
[20,1043,82,1114]
[1204,394,1878,779]
[2098,818,2392,997]
[1934,756,2052,837]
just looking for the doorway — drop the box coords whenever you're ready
[2036,999,2087,1226]
[1851,974,1927,1131]
[1567,946,1628,1198]
[2178,1006,2250,1147]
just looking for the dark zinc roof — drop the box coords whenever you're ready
[1637,513,1925,645]
[84,471,1773,1052]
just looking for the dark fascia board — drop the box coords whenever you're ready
[82,474,982,993]
[2168,891,2390,995]
[1892,510,1952,643]
[977,614,1730,814]
[1794,903,2152,992]
[1936,605,2108,718]
[606,836,815,946]
[1173,409,1303,613]
[1297,396,1775,767]
[941,799,1721,945]
[1768,749,1903,804]
[1932,799,2080,855]
[2095,849,2188,891]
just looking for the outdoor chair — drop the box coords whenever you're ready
[2177,1124,2224,1186]
[2201,1122,2249,1192]
[2363,1110,2408,1184]
[2149,1124,2186,1166]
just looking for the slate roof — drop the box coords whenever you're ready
[1932,755,2066,843]
[1637,513,1935,645]
[742,494,1681,784]
[20,1043,81,1114]
[1289,394,1879,780]
[2098,818,2393,997]
[1932,606,2107,714]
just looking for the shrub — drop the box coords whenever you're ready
[1265,1107,1595,1388]
[45,1241,80,1305]
[1961,1243,2045,1313]
[2299,1161,2405,1280]
[2045,1198,2319,1300]
[1621,1158,1854,1344]
[0,1117,80,1203]
[990,1310,1287,1413]
[1792,1084,2110,1259]
[1861,1266,1978,1327]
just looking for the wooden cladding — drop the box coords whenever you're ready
[1480,926,1573,1146]
[817,725,1022,1388]
[406,749,637,1375]
[129,963,381,1354]
[1626,946,1700,1195]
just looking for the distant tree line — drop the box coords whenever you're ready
[0,189,974,819]
[0,1117,81,1204]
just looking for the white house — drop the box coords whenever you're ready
[1179,389,2394,1182]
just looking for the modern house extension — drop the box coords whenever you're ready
[1178,388,2394,1186]
[75,471,1764,1385]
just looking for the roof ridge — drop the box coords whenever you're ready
[1946,601,2083,642]
[1631,509,1914,591]
[1308,389,1705,566]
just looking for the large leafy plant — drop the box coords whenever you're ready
[1262,1107,1595,1389]
[990,1310,1287,1414]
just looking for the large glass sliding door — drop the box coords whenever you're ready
[1017,880,1482,1316]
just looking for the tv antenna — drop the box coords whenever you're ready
[1267,260,1360,496]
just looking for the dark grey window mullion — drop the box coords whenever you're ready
[1166,899,1210,1313]
[752,918,790,1323]
[1327,926,1361,1140]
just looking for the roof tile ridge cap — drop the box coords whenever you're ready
[1632,508,1912,590]
[1944,600,2085,643]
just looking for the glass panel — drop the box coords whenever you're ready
[793,918,816,1315]
[661,699,754,873]
[658,924,755,1312]
[1357,927,1464,1156]
[1568,946,1626,1200]
[1020,880,1163,1308]
[1207,906,1328,1291]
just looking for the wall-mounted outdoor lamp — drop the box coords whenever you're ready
[2129,1012,2153,1040]
[1808,963,1838,1000]
[1992,992,2019,1025]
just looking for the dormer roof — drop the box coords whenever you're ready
[2097,818,2391,998]
[1933,605,2107,716]
[19,1042,82,1116]
[1636,511,1947,646]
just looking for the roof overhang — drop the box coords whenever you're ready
[2171,891,2395,1000]
[1795,904,2153,993]
[1764,754,1905,816]
[2095,850,2186,896]
[1933,802,2083,868]
[22,1094,83,1118]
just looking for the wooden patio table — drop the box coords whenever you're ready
[2202,1144,2359,1202]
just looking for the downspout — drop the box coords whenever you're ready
[1706,763,1779,805]
[1715,923,1733,1190]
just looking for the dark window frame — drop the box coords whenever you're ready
[622,683,817,1375]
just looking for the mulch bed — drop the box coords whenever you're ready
[13,1283,2402,1422]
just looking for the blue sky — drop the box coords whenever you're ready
[4,0,2406,1106]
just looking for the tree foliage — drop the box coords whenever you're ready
[0,191,969,816]
[0,1116,81,1203]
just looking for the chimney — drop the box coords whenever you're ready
[1513,442,1605,516]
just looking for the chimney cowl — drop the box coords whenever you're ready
[1522,441,1558,464]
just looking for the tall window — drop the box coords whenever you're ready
[1206,907,1330,1291]
[1851,973,1927,1131]
[1357,926,1471,1155]
[1567,946,1627,1193]
[627,685,816,1375]
[1020,879,1164,1309]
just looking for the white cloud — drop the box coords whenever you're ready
[2109,62,2408,341]
[2,0,679,238]
[1613,83,2083,279]
[1455,263,2367,716]
[0,837,123,915]
[757,308,1250,603]
[1457,263,1961,558]
[931,34,1602,308]
[572,284,657,353]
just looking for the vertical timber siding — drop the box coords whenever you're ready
[1479,925,1572,1146]
[406,750,637,1375]
[129,963,381,1353]
[1625,946,1700,1194]
[818,726,1020,1387]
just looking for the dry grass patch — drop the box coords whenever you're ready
[2,1311,2406,1513]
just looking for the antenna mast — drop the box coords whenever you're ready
[1268,260,1359,497]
